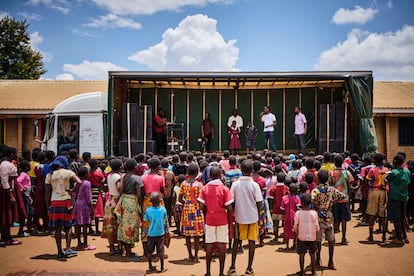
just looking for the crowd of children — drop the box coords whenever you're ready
[1,144,413,275]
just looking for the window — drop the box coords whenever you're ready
[398,117,414,146]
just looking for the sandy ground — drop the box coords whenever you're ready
[1,213,414,276]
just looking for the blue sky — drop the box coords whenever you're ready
[1,0,413,80]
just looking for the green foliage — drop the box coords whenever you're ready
[0,16,47,79]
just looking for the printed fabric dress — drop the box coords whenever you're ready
[179,179,204,237]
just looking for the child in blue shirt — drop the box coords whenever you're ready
[144,192,169,273]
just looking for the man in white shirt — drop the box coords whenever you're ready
[227,108,243,129]
[294,106,307,154]
[260,105,277,151]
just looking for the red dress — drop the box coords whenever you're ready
[229,127,241,150]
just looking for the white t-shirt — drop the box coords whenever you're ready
[107,172,121,197]
[227,115,243,128]
[230,176,263,224]
[0,160,17,189]
[261,113,276,132]
[45,169,75,201]
[294,112,307,135]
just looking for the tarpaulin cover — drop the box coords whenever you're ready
[345,76,378,154]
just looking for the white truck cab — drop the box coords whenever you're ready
[42,92,108,159]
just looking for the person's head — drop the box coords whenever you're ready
[110,158,123,172]
[397,152,406,162]
[300,193,311,208]
[22,149,31,161]
[231,120,236,127]
[318,170,329,184]
[210,153,218,162]
[253,160,261,173]
[37,151,46,164]
[210,166,222,180]
[150,191,162,206]
[276,172,286,183]
[241,159,253,176]
[179,151,187,162]
[305,157,314,169]
[333,154,344,168]
[284,176,292,186]
[157,108,165,117]
[372,153,385,166]
[289,183,297,194]
[232,108,238,116]
[304,172,314,185]
[31,148,41,162]
[363,155,372,166]
[204,113,210,120]
[82,152,91,162]
[323,152,332,163]
[187,163,199,177]
[89,159,99,170]
[70,124,77,132]
[19,160,30,173]
[247,120,252,127]
[351,153,359,162]
[135,153,147,163]
[393,154,405,168]
[78,166,89,179]
[148,158,161,171]
[291,160,299,170]
[161,158,169,168]
[2,146,17,161]
[294,106,302,114]
[263,105,270,114]
[125,158,137,172]
[223,150,230,158]
[299,182,308,193]
[45,150,55,163]
[229,156,237,167]
[314,160,321,171]
[68,149,78,161]
[177,174,186,184]
[187,152,194,163]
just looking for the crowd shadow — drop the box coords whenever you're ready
[30,253,78,262]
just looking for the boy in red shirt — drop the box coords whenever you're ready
[268,172,288,243]
[198,166,233,276]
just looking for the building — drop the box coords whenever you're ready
[374,81,414,161]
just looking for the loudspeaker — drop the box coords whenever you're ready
[119,140,156,157]
[138,105,153,140]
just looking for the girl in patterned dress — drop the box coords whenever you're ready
[179,163,204,262]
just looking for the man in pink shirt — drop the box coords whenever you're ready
[198,166,233,276]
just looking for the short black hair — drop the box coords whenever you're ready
[82,152,91,161]
[110,158,123,171]
[334,154,344,167]
[300,193,311,207]
[187,163,199,176]
[161,158,170,168]
[393,154,405,166]
[253,160,261,172]
[78,166,89,178]
[148,158,161,169]
[125,158,137,171]
[304,172,314,184]
[229,156,237,166]
[241,160,253,175]
[318,170,329,184]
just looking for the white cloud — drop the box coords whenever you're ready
[387,0,393,8]
[86,13,141,30]
[0,11,10,19]
[128,14,239,71]
[332,5,378,25]
[18,12,43,20]
[91,0,232,15]
[56,73,74,80]
[26,0,70,14]
[30,31,53,62]
[62,60,127,80]
[315,25,414,80]
[71,28,93,37]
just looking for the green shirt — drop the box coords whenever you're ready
[386,167,411,202]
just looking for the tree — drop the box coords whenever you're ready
[0,16,47,79]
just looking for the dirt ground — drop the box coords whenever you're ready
[1,213,414,276]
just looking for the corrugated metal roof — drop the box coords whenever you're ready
[0,80,107,114]
[373,81,414,111]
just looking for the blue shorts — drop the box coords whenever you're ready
[246,139,256,148]
[332,202,351,222]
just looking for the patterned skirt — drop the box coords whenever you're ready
[181,200,204,237]
[258,201,267,236]
[142,195,164,242]
[48,199,75,229]
[101,196,119,244]
[114,194,140,244]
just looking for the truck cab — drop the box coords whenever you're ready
[42,92,108,158]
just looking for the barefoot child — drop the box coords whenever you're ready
[294,193,319,276]
[74,167,94,250]
[179,163,204,262]
[280,183,301,251]
[198,166,233,276]
[144,192,169,273]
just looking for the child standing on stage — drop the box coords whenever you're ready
[294,193,319,276]
[144,192,169,273]
[228,120,241,156]
[179,163,204,263]
[244,120,258,153]
[74,166,94,250]
[280,183,301,251]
